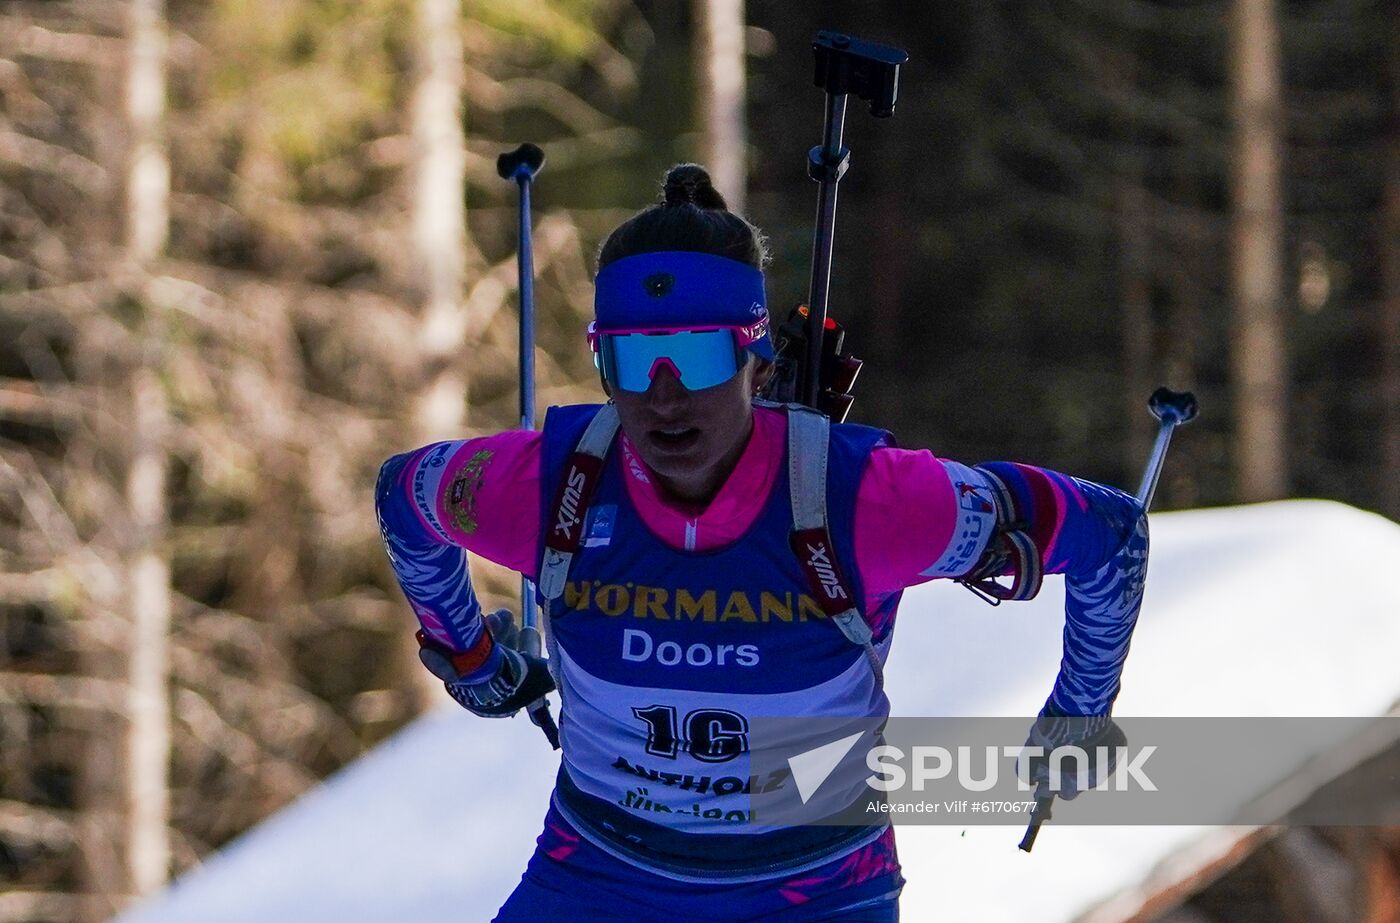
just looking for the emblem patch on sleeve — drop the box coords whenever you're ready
[445,449,493,535]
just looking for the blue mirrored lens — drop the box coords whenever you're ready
[604,329,740,392]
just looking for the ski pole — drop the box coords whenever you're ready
[801,32,908,410]
[497,143,559,750]
[1018,387,1198,852]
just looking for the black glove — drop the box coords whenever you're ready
[1018,712,1127,801]
[417,609,555,719]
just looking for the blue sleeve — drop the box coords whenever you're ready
[375,450,501,680]
[977,463,1150,716]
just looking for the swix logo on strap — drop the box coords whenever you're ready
[555,466,586,539]
[792,528,851,614]
[547,453,604,552]
[806,542,848,601]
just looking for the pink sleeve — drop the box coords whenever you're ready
[427,429,543,578]
[852,447,994,600]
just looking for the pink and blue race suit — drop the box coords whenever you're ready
[375,403,1149,921]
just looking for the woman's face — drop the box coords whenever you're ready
[609,356,771,505]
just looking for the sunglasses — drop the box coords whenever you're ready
[587,319,767,393]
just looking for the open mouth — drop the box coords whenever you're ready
[649,427,701,451]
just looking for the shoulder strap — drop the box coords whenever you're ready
[785,406,883,686]
[537,404,620,601]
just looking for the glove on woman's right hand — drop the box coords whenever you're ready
[1018,714,1127,800]
[417,609,555,719]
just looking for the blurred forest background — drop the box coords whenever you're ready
[0,0,1394,920]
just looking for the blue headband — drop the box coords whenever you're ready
[593,251,773,360]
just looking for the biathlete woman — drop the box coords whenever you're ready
[375,164,1149,922]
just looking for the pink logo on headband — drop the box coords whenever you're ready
[736,315,769,347]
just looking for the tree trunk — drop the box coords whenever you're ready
[693,0,747,212]
[1227,0,1289,501]
[411,0,468,445]
[120,0,173,906]
[126,0,169,264]
[122,366,172,903]
[406,0,468,711]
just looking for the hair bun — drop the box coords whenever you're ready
[663,163,728,210]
